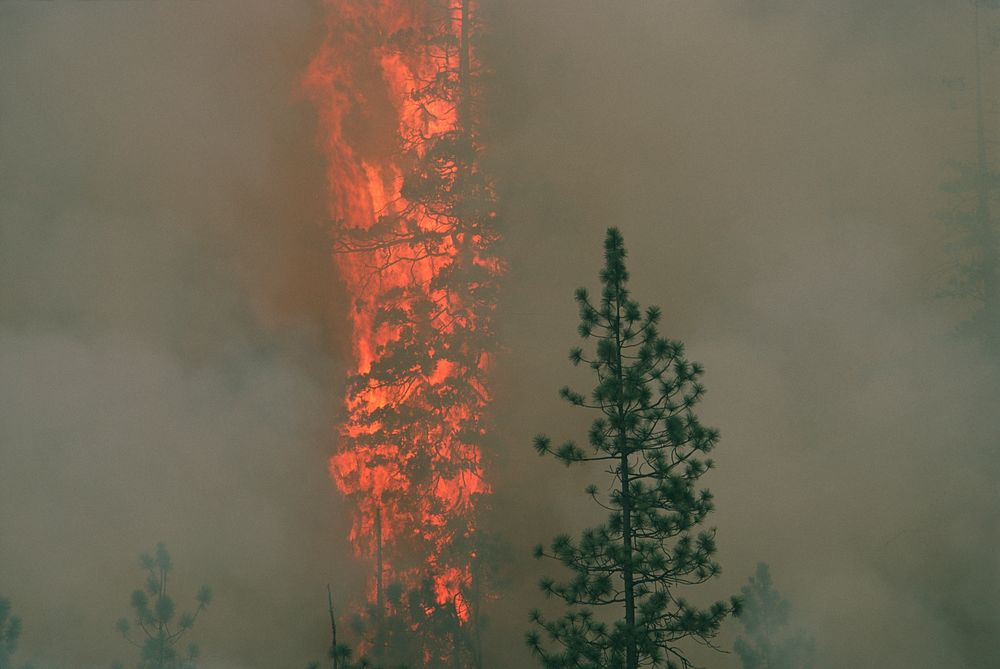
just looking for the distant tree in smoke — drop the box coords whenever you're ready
[733,563,814,669]
[112,543,212,669]
[526,229,738,669]
[0,597,31,669]
[939,0,1000,349]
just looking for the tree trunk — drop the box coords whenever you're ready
[328,585,339,669]
[458,0,471,131]
[613,288,638,669]
[374,503,385,664]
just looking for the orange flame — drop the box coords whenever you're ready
[304,0,499,646]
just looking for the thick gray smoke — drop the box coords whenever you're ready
[2,1,998,668]
[0,3,358,668]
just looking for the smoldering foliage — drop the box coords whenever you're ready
[1,1,998,668]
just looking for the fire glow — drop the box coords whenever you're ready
[304,0,500,648]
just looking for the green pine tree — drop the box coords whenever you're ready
[526,228,738,669]
[0,597,25,669]
[113,543,212,669]
[733,563,814,669]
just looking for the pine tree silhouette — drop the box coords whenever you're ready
[527,229,738,669]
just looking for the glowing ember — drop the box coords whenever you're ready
[304,0,500,661]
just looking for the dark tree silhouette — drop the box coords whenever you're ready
[342,531,507,669]
[0,597,27,669]
[305,584,403,669]
[940,0,1000,348]
[113,543,212,669]
[526,228,738,669]
[733,563,814,669]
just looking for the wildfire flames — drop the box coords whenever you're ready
[304,0,500,658]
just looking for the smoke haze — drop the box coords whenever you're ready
[2,1,998,668]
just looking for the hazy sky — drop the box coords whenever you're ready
[2,2,998,668]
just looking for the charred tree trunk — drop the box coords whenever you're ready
[374,503,385,663]
[327,585,339,669]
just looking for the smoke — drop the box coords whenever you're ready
[1,1,998,668]
[481,1,1000,667]
[0,2,357,668]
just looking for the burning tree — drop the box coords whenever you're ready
[527,229,737,669]
[305,1,500,665]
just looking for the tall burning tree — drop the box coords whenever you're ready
[304,1,500,665]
